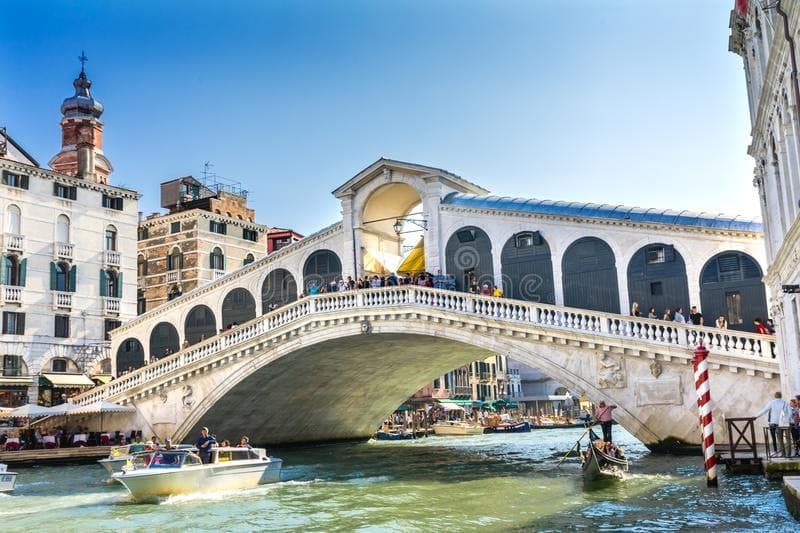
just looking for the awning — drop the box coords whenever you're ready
[40,373,96,388]
[396,238,425,273]
[439,402,465,411]
[445,398,476,406]
[363,250,389,275]
[91,374,114,384]
[0,375,35,387]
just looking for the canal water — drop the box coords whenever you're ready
[1,427,794,531]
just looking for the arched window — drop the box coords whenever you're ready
[51,358,68,373]
[105,225,117,251]
[54,261,72,292]
[137,255,147,277]
[5,205,20,234]
[210,247,225,270]
[243,253,255,266]
[2,255,19,286]
[56,214,70,243]
[102,269,120,298]
[167,247,183,270]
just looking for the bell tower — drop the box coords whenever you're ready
[48,52,113,184]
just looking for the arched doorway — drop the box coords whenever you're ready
[116,338,145,374]
[184,305,217,346]
[221,288,256,327]
[149,322,180,361]
[500,231,554,303]
[303,250,342,293]
[700,251,768,332]
[262,268,297,312]
[627,243,690,317]
[562,237,620,313]
[445,226,494,292]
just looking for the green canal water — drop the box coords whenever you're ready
[1,427,794,531]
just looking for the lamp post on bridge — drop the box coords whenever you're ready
[692,343,718,488]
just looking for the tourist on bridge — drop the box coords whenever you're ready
[754,317,770,335]
[673,307,687,323]
[662,308,672,321]
[593,400,617,443]
[196,426,217,464]
[715,315,727,329]
[790,398,800,457]
[689,306,704,326]
[647,307,657,319]
[630,302,641,317]
[754,391,791,456]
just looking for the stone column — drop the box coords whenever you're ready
[422,184,443,274]
[339,194,357,279]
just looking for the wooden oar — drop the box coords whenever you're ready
[556,425,592,468]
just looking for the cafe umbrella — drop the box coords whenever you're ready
[70,401,135,432]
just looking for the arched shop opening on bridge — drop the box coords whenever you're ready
[262,268,298,312]
[445,226,494,292]
[221,287,257,328]
[500,231,555,303]
[699,251,768,332]
[184,304,217,346]
[627,243,690,317]
[149,322,180,362]
[562,236,620,314]
[303,250,342,293]
[116,338,145,373]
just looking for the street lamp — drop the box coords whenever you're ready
[392,217,428,235]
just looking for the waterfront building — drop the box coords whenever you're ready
[136,176,269,321]
[507,360,577,417]
[0,65,139,406]
[267,228,303,254]
[730,1,800,393]
[412,355,509,408]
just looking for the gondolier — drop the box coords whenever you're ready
[594,400,617,442]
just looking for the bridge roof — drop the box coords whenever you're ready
[441,193,763,232]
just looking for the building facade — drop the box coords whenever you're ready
[267,228,303,254]
[412,354,510,407]
[730,0,800,393]
[0,66,139,406]
[136,176,269,328]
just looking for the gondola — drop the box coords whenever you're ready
[580,429,628,482]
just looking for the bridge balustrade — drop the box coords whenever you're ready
[76,286,776,406]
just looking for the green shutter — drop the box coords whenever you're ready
[18,258,26,287]
[50,262,57,291]
[0,255,6,286]
[209,252,214,269]
[100,269,108,297]
[69,265,77,292]
[116,271,123,298]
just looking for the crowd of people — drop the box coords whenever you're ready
[755,391,800,458]
[629,302,775,334]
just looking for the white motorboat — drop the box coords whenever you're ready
[98,443,193,476]
[432,421,486,436]
[0,463,17,492]
[112,447,282,501]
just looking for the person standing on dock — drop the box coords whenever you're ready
[754,391,791,456]
[594,400,617,443]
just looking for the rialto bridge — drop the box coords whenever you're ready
[73,159,778,450]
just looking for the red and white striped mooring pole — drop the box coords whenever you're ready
[692,343,718,488]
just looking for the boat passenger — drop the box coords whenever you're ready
[196,427,217,464]
[162,437,173,450]
[237,436,252,449]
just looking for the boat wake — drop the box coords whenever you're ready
[158,479,318,506]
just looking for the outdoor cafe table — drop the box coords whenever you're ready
[72,433,87,445]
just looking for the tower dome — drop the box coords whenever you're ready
[60,68,104,119]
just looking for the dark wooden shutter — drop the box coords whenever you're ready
[69,265,77,292]
[17,313,25,334]
[20,175,29,189]
[70,186,77,200]
[50,262,57,290]
[116,272,123,298]
[100,269,108,297]
[18,258,26,287]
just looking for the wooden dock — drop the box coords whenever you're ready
[0,446,111,466]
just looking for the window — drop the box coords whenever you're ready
[52,262,74,292]
[51,358,68,373]
[170,221,181,234]
[105,226,117,251]
[53,182,77,200]
[210,220,226,235]
[243,228,258,242]
[2,170,28,189]
[646,246,666,264]
[137,293,147,315]
[137,255,147,277]
[101,194,123,210]
[725,291,743,325]
[2,254,25,286]
[138,227,149,240]
[516,233,534,248]
[650,281,663,296]
[56,214,70,243]
[167,248,183,270]
[2,354,22,377]
[101,269,121,298]
[210,247,225,270]
[6,204,21,234]
[2,311,25,335]
[100,358,112,374]
[273,238,292,251]
[243,253,255,266]
[104,319,121,341]
[456,229,476,243]
[54,315,70,338]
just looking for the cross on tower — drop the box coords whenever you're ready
[78,50,88,73]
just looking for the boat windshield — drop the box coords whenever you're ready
[130,450,200,469]
[213,447,262,462]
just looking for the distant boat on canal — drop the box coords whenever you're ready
[0,463,17,492]
[432,421,486,436]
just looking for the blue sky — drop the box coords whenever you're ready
[1,0,754,234]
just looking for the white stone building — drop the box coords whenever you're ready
[730,1,800,393]
[0,65,139,406]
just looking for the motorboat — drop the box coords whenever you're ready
[375,429,415,441]
[580,429,628,482]
[0,463,17,492]
[98,443,193,476]
[432,421,486,436]
[112,447,282,501]
[491,420,531,433]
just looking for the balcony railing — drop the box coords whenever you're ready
[166,270,181,284]
[104,250,122,268]
[54,242,74,260]
[212,269,225,280]
[1,285,22,304]
[4,233,23,253]
[103,296,121,315]
[52,291,73,310]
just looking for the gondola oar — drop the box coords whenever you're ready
[556,424,593,468]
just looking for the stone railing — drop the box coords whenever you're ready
[75,286,777,405]
[1,285,22,304]
[3,233,23,253]
[104,250,122,268]
[212,269,225,281]
[52,291,72,310]
[53,242,74,260]
[166,270,180,284]
[103,297,121,315]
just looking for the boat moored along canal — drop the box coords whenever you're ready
[0,463,17,492]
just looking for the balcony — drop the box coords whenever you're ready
[53,242,74,260]
[52,291,73,310]
[0,285,22,305]
[166,270,181,284]
[102,296,121,315]
[212,269,225,281]
[104,250,122,268]
[4,233,23,253]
